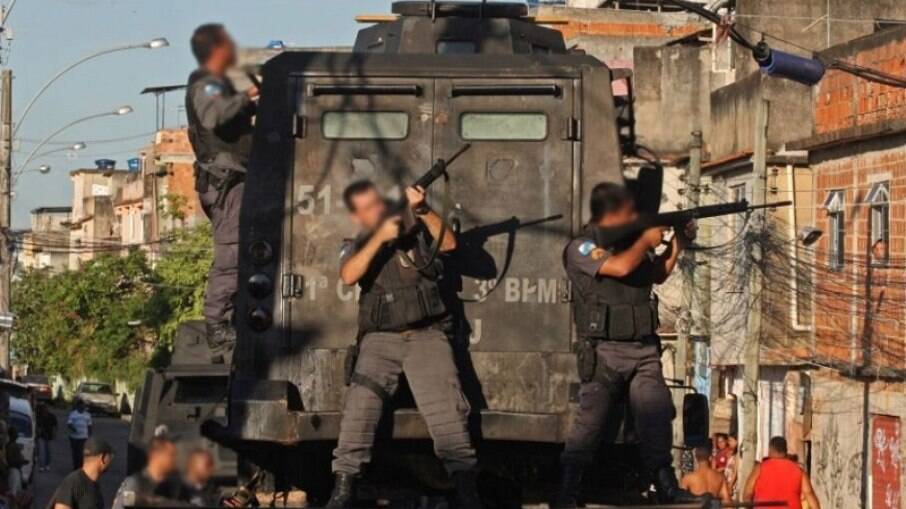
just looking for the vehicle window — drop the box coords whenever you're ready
[460,113,548,141]
[9,412,32,438]
[322,112,408,140]
[174,376,228,404]
[437,40,476,54]
[80,383,113,394]
[23,375,49,384]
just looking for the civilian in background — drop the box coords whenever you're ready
[67,401,93,470]
[47,438,114,509]
[711,433,730,472]
[680,446,731,502]
[5,427,26,497]
[743,436,821,509]
[724,434,739,498]
[36,404,58,472]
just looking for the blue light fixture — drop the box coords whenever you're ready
[754,42,826,86]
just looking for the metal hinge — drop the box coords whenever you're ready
[282,273,305,299]
[564,117,581,141]
[293,116,307,138]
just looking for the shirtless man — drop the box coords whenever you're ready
[681,446,732,502]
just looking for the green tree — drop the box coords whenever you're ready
[11,223,213,387]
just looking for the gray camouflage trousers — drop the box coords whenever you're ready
[332,328,477,475]
[562,338,675,473]
[199,181,244,325]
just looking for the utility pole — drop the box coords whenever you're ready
[741,98,769,483]
[0,69,11,373]
[673,130,703,470]
[687,131,711,397]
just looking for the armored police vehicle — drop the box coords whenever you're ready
[202,1,706,505]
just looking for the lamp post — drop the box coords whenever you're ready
[16,106,131,176]
[13,38,168,137]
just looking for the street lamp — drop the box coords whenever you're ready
[15,106,132,177]
[33,141,87,159]
[13,38,168,136]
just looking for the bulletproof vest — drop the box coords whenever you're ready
[357,231,446,332]
[566,225,658,340]
[185,69,253,168]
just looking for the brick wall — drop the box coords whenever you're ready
[814,28,906,136]
[812,135,906,371]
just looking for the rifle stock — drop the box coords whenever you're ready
[593,200,792,249]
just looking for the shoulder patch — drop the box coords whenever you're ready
[577,240,596,256]
[591,248,607,260]
[203,82,223,97]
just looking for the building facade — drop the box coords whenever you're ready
[17,206,72,273]
[789,26,906,509]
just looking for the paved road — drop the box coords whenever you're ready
[34,408,130,509]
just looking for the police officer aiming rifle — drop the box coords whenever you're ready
[327,180,481,509]
[554,182,698,507]
[185,24,258,363]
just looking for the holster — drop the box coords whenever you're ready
[195,153,247,207]
[344,343,359,386]
[575,339,597,383]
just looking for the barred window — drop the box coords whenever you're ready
[867,181,890,265]
[823,190,845,270]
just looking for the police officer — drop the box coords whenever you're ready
[326,180,481,509]
[553,182,697,507]
[185,24,258,362]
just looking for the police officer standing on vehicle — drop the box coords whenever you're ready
[553,182,697,507]
[185,24,258,362]
[325,180,481,509]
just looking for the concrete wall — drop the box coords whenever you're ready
[733,0,906,78]
[810,370,906,509]
[709,72,814,161]
[634,44,711,157]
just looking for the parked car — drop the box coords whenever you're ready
[8,396,35,485]
[21,374,52,401]
[75,382,119,416]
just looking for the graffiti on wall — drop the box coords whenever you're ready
[872,414,902,509]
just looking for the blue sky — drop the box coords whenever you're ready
[6,0,399,228]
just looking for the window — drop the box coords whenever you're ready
[460,113,548,141]
[322,112,409,140]
[867,181,889,265]
[824,190,845,270]
[730,183,747,234]
[8,412,32,438]
[437,40,476,54]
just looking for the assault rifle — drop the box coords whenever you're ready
[592,199,792,249]
[389,143,471,235]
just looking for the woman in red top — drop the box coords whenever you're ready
[712,433,730,471]
[743,437,822,509]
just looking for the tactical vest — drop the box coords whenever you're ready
[357,232,447,333]
[185,70,253,176]
[566,225,659,340]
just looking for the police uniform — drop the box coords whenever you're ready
[184,69,255,354]
[557,225,677,502]
[331,229,477,478]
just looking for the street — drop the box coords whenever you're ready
[34,408,130,509]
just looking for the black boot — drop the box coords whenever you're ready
[206,321,236,364]
[325,473,355,509]
[551,462,584,508]
[653,467,700,504]
[451,469,482,509]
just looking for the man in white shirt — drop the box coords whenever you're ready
[67,400,93,469]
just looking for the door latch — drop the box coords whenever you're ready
[282,273,305,299]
